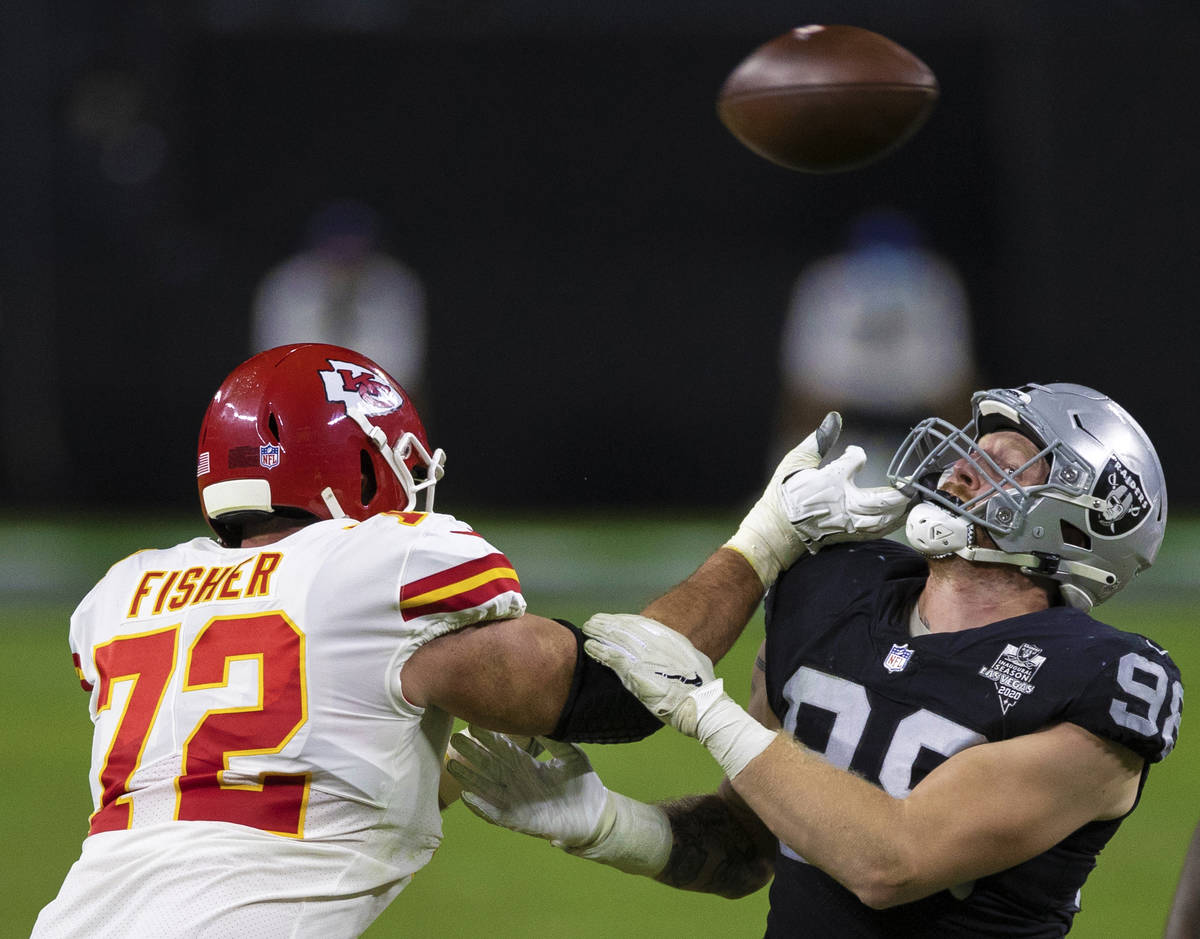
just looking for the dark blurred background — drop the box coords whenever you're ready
[3,1,1198,516]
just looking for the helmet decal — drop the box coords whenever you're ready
[259,444,281,470]
[1089,456,1151,537]
[320,358,403,416]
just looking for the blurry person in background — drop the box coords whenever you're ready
[251,199,429,402]
[775,206,978,485]
[1166,820,1200,938]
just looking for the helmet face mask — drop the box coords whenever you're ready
[197,344,445,545]
[888,383,1167,609]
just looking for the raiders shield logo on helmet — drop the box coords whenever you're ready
[1088,456,1151,537]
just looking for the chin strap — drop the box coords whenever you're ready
[320,487,347,518]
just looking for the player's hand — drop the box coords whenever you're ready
[447,726,609,848]
[725,412,910,586]
[580,613,720,736]
[449,724,676,876]
[582,613,777,779]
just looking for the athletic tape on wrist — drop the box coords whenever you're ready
[724,531,782,587]
[563,790,673,877]
[696,695,778,780]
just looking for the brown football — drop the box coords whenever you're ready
[717,25,939,173]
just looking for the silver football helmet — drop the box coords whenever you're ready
[887,383,1167,610]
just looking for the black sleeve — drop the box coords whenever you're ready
[547,619,664,744]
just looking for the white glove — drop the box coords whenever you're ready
[446,726,672,876]
[725,412,911,586]
[582,613,777,779]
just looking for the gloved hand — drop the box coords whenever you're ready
[448,727,607,847]
[582,614,777,779]
[446,725,673,876]
[725,412,911,587]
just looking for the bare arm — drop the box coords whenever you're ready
[443,636,779,891]
[653,785,775,898]
[582,612,1151,911]
[643,547,764,663]
[1166,820,1200,939]
[731,721,1144,909]
[402,613,577,735]
[404,409,908,736]
[403,547,765,736]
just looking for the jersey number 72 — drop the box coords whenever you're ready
[89,612,309,838]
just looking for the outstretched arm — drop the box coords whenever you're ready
[582,613,1145,909]
[652,409,908,661]
[446,727,775,898]
[445,642,781,890]
[642,547,763,666]
[402,413,907,737]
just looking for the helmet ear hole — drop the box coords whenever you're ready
[268,412,281,442]
[1061,520,1091,550]
[360,449,377,506]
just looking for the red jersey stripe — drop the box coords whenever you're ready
[72,651,94,692]
[399,553,521,621]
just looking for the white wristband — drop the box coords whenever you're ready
[723,531,785,588]
[561,790,673,877]
[695,695,778,779]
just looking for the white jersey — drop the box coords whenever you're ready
[34,511,526,938]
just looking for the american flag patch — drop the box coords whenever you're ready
[197,451,211,476]
[400,552,521,621]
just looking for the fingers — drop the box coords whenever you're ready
[825,445,868,479]
[445,754,492,796]
[584,611,667,645]
[459,790,505,826]
[813,411,843,458]
[539,736,587,763]
[827,448,911,519]
[795,411,844,465]
[849,485,911,513]
[448,730,505,778]
[582,637,624,672]
[504,735,544,758]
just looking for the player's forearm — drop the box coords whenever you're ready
[730,735,920,909]
[642,548,764,664]
[654,792,776,899]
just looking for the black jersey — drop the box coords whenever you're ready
[762,540,1183,938]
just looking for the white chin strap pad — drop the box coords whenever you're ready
[906,502,972,557]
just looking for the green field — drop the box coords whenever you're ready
[3,511,1196,937]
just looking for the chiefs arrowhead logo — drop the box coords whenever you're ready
[319,358,403,416]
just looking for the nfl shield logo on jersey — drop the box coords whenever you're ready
[259,444,281,469]
[883,643,914,673]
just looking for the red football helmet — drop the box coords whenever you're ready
[197,344,445,544]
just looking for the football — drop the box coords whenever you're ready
[716,24,939,173]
